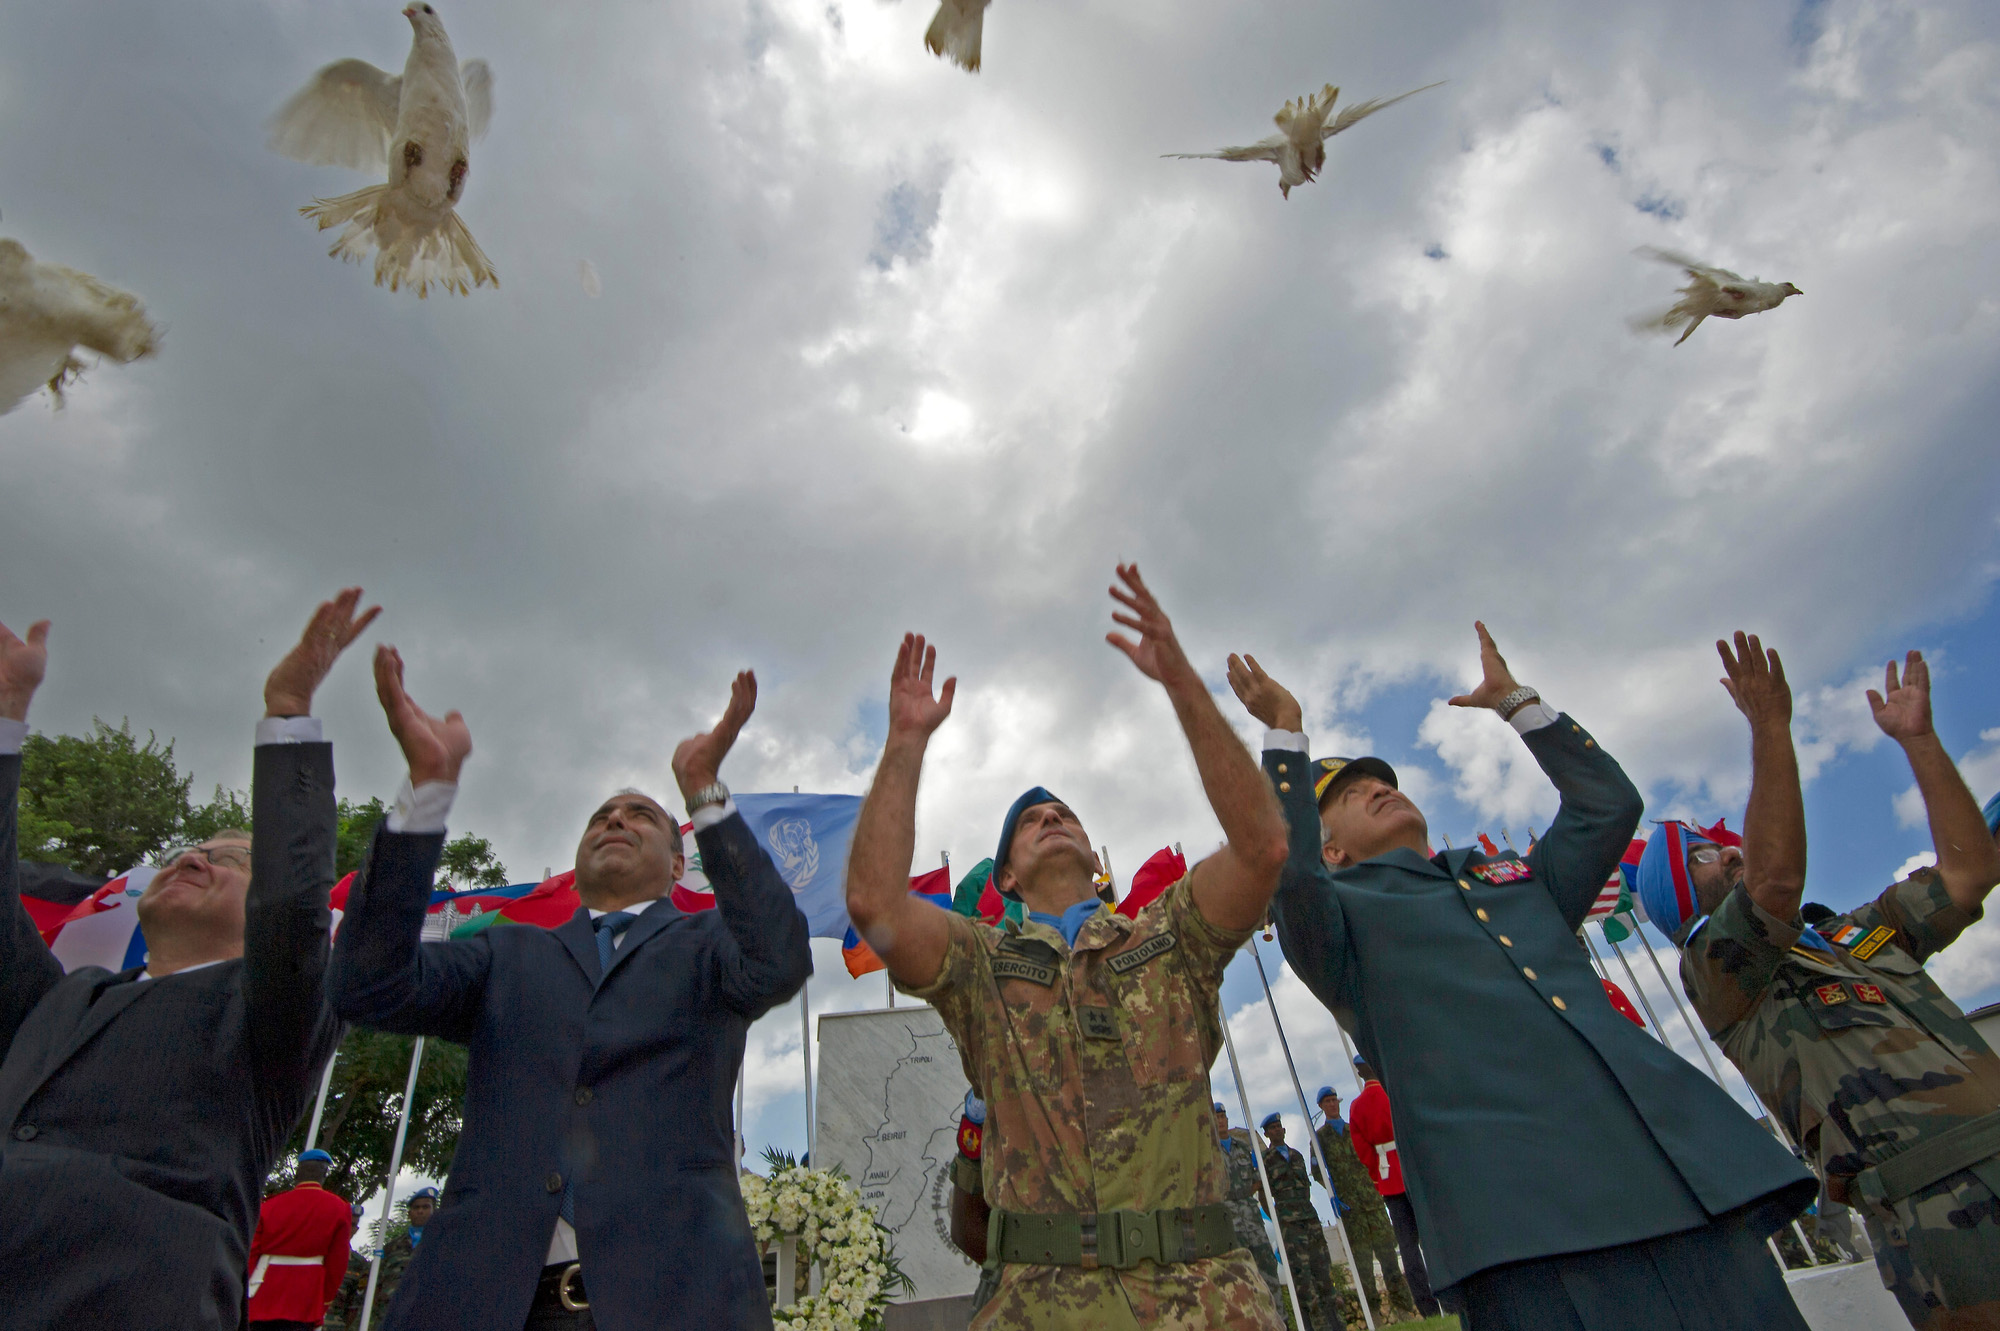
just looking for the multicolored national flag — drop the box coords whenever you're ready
[840,867,952,977]
[1590,838,1649,942]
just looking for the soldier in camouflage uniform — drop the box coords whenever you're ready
[326,1189,434,1330]
[1262,1115,1340,1331]
[1315,1087,1414,1322]
[1666,639,2000,1331]
[1215,1104,1289,1324]
[843,570,1290,1330]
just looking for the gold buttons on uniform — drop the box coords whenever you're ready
[1551,996,1567,1010]
[1279,782,1291,792]
[1277,763,1289,774]
[1585,739,1595,749]
[1523,968,1537,980]
[1476,909,1490,922]
[1459,879,1472,891]
[1497,935,1513,947]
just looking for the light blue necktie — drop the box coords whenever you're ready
[564,911,636,1227]
[593,910,637,974]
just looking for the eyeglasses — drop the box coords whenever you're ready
[157,844,252,870]
[1688,846,1722,865]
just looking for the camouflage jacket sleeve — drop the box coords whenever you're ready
[896,909,998,1074]
[1681,885,1798,1037]
[1162,872,1256,997]
[1846,866,1982,964]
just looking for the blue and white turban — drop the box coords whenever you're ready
[1636,820,1714,942]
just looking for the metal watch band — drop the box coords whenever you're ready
[1496,686,1541,721]
[685,781,730,816]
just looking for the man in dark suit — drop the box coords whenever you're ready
[0,590,376,1331]
[1226,625,1817,1331]
[331,645,812,1331]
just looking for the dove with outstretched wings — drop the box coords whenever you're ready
[269,4,496,298]
[1632,248,1801,345]
[0,239,159,415]
[1167,81,1444,198]
[924,0,992,72]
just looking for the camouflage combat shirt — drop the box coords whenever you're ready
[1316,1120,1394,1248]
[1261,1142,1321,1230]
[1222,1127,1271,1238]
[903,877,1282,1328]
[1681,868,2000,1193]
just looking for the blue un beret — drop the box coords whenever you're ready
[1260,1112,1284,1130]
[1315,1086,1337,1103]
[994,787,1063,900]
[298,1148,332,1164]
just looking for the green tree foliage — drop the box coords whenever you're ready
[19,721,194,876]
[335,797,390,877]
[275,1030,468,1205]
[437,833,507,890]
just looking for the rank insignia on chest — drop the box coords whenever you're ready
[1468,858,1532,884]
[1814,983,1849,1006]
[1848,926,1897,961]
[1078,1005,1120,1041]
[1852,982,1888,1005]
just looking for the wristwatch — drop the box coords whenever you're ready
[1496,686,1541,722]
[685,781,730,816]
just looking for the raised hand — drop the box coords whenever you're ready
[1867,651,1933,743]
[883,635,956,742]
[0,617,50,722]
[1226,653,1303,732]
[672,670,758,799]
[373,645,472,786]
[264,588,381,717]
[1717,631,1792,729]
[1447,621,1523,711]
[1106,564,1197,690]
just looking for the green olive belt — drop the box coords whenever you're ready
[987,1203,1239,1270]
[1850,1107,2000,1207]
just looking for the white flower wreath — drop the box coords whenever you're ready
[741,1149,914,1331]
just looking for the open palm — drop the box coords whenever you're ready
[0,617,49,720]
[672,670,759,796]
[1867,651,1932,742]
[886,634,956,739]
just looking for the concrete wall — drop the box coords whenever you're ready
[1786,1261,1912,1331]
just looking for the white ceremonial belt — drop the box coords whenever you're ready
[248,1254,323,1296]
[1376,1140,1397,1180]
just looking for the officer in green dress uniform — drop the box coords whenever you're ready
[1315,1087,1414,1321]
[1665,637,2000,1331]
[1227,625,1815,1331]
[1261,1113,1340,1331]
[844,567,1291,1330]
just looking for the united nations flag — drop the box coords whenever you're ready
[733,793,863,939]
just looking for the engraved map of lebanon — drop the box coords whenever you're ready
[815,1006,978,1299]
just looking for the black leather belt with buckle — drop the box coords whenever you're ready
[535,1261,589,1312]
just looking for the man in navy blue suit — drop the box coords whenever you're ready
[331,647,812,1331]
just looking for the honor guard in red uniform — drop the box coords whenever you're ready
[247,1150,355,1330]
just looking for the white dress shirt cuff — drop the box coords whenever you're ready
[0,718,27,756]
[255,715,324,747]
[385,775,457,835]
[689,796,737,832]
[1508,700,1560,735]
[1262,729,1309,753]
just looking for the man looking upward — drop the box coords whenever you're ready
[1314,1085,1414,1323]
[0,591,374,1330]
[1229,627,1815,1331]
[1669,638,2000,1329]
[844,565,1290,1330]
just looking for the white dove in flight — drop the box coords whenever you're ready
[1633,248,1801,345]
[925,0,992,72]
[269,4,496,298]
[0,239,159,415]
[1166,81,1444,198]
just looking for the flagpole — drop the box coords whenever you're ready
[800,979,816,1163]
[357,1034,426,1331]
[303,1044,339,1152]
[1221,999,1309,1331]
[734,1063,746,1174]
[1599,924,1669,1037]
[1250,937,1378,1331]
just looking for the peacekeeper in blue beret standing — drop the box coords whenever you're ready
[1226,624,1817,1331]
[845,566,1292,1330]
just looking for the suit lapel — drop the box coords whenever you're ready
[599,900,681,987]
[554,909,601,986]
[38,970,156,1088]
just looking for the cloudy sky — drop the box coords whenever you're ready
[5,0,1998,1209]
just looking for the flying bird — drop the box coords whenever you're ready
[0,239,159,415]
[1166,81,1444,198]
[925,0,991,72]
[269,4,496,298]
[1632,248,1800,345]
